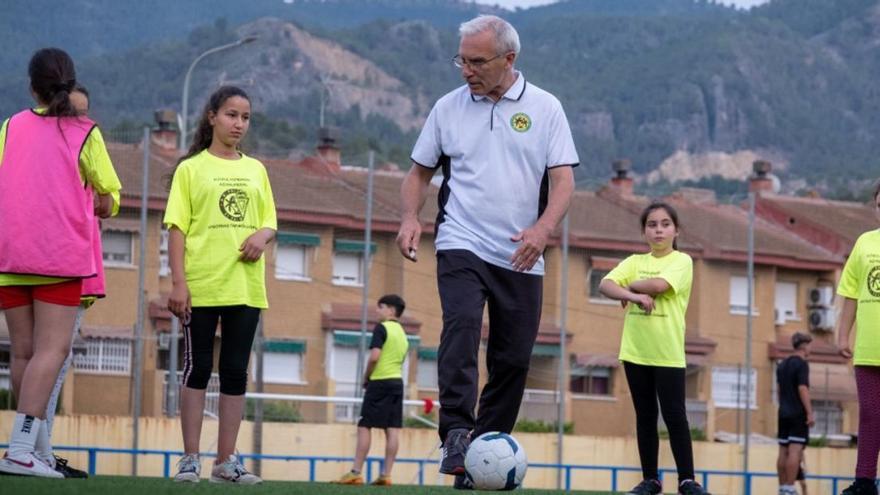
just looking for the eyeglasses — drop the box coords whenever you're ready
[452,53,507,70]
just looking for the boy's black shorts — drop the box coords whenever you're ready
[778,414,809,445]
[358,378,404,429]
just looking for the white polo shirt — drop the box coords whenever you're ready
[411,72,579,275]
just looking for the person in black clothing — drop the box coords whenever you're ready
[333,295,409,486]
[776,332,815,495]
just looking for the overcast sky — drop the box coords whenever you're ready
[475,0,771,10]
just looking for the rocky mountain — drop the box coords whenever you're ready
[231,18,425,131]
[4,0,880,197]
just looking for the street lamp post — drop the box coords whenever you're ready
[179,36,258,151]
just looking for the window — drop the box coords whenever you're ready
[729,276,757,315]
[73,339,131,374]
[332,252,363,286]
[570,366,612,396]
[159,228,170,277]
[711,366,757,409]
[102,231,133,266]
[775,281,799,321]
[685,366,701,400]
[588,269,611,301]
[275,232,320,281]
[417,357,438,390]
[327,331,412,422]
[257,340,306,384]
[262,352,304,384]
[812,400,843,435]
[328,343,360,422]
[275,244,310,281]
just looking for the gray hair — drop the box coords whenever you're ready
[459,15,521,55]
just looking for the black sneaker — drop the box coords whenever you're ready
[454,473,474,490]
[439,428,470,475]
[54,456,88,478]
[679,480,711,495]
[628,478,662,494]
[841,479,879,495]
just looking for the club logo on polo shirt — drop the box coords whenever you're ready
[219,188,250,222]
[510,112,531,132]
[868,265,880,297]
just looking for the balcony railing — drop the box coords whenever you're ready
[162,371,220,417]
[0,364,9,391]
[518,388,560,423]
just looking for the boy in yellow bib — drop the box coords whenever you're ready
[334,295,409,486]
[599,202,709,495]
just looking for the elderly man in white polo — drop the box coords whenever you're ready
[396,14,578,489]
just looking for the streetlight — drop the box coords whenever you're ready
[317,74,332,128]
[179,35,258,151]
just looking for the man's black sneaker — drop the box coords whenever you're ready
[628,478,662,495]
[439,428,470,475]
[54,456,88,478]
[679,480,711,495]
[841,479,879,495]
[454,473,474,490]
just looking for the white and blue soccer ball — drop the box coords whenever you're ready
[464,431,528,490]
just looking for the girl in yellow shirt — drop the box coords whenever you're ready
[164,86,276,485]
[835,182,880,495]
[599,202,708,495]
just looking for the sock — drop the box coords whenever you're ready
[351,469,360,475]
[34,421,54,463]
[8,414,41,458]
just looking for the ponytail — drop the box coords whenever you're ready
[28,48,79,118]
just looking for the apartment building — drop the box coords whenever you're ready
[0,131,863,440]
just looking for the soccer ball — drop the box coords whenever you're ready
[464,432,528,490]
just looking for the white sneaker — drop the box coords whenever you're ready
[0,451,64,478]
[210,455,262,484]
[173,453,201,482]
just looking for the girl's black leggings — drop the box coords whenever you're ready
[623,361,695,483]
[182,305,260,395]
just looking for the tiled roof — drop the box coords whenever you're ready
[105,138,843,269]
[755,193,875,256]
[321,303,421,335]
[593,189,843,269]
[107,140,439,232]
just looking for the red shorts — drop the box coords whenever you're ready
[0,280,83,309]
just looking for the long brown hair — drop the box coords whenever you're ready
[167,86,250,189]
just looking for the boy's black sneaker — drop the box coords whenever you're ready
[679,479,711,495]
[54,456,88,479]
[628,478,662,494]
[841,479,879,495]
[453,474,474,490]
[439,428,470,475]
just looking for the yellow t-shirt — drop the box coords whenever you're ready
[604,250,693,368]
[163,149,277,308]
[0,109,122,287]
[836,229,880,366]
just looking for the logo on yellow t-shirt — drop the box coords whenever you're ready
[219,189,250,222]
[868,265,880,297]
